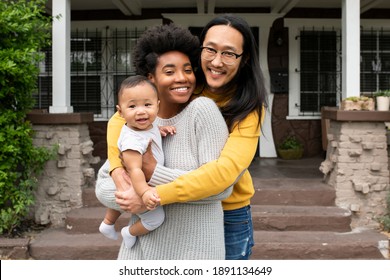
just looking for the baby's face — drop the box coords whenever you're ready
[118,84,159,131]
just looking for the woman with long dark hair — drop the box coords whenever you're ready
[136,14,268,260]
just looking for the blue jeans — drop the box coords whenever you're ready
[224,205,254,260]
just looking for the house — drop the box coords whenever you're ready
[36,0,390,161]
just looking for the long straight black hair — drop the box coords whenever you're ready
[196,14,268,131]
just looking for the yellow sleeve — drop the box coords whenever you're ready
[156,110,264,205]
[107,112,126,173]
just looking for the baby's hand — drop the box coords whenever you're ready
[142,188,161,210]
[159,125,176,137]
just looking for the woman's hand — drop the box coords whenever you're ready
[142,141,157,181]
[111,167,146,214]
[115,188,146,214]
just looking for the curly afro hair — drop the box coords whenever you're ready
[133,24,200,76]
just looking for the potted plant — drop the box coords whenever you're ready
[277,135,304,160]
[340,96,375,111]
[374,90,390,111]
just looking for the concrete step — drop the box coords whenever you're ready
[251,229,388,260]
[29,229,120,260]
[251,205,352,232]
[65,207,132,234]
[251,178,335,206]
[66,204,351,235]
[82,187,103,207]
[28,228,388,260]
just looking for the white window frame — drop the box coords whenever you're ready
[360,25,390,94]
[285,19,341,120]
[286,19,390,120]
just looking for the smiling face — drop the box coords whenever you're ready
[116,83,159,131]
[148,51,196,118]
[201,25,244,93]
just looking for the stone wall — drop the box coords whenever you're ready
[320,121,389,228]
[27,113,100,227]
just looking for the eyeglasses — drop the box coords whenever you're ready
[200,46,243,65]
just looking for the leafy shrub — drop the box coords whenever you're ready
[278,135,303,150]
[0,0,55,236]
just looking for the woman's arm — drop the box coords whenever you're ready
[107,112,126,173]
[111,167,146,213]
[156,110,263,205]
[146,97,232,200]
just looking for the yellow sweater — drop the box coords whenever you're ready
[107,93,263,211]
[107,112,126,173]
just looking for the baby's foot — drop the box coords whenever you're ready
[99,221,118,240]
[121,226,137,249]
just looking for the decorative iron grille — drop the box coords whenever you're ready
[298,28,341,115]
[361,28,390,94]
[297,27,390,115]
[35,27,145,119]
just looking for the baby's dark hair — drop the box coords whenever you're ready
[133,24,200,76]
[118,75,157,101]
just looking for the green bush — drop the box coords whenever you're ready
[0,0,55,236]
[278,135,303,150]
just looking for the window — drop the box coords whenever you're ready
[361,29,390,93]
[299,30,340,114]
[34,27,144,119]
[111,30,139,108]
[35,49,52,109]
[70,32,102,114]
[285,19,390,119]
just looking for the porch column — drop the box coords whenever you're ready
[259,25,277,158]
[50,0,73,113]
[342,0,360,99]
[320,108,390,229]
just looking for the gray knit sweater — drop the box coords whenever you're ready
[95,97,231,259]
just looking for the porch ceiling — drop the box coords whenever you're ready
[46,0,390,15]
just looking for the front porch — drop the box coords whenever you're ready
[1,155,388,260]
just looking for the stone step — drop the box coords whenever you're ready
[251,229,388,260]
[251,178,335,206]
[66,204,351,234]
[251,205,352,232]
[28,228,388,260]
[65,207,132,234]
